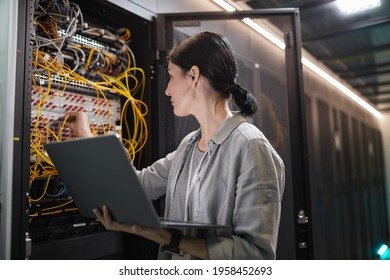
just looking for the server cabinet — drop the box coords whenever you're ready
[11,1,310,260]
[12,0,157,260]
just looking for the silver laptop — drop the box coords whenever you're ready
[44,135,228,229]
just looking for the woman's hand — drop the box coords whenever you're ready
[93,205,209,259]
[93,205,172,246]
[61,111,94,138]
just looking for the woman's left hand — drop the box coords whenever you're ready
[93,205,171,246]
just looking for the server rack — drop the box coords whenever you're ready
[13,0,158,260]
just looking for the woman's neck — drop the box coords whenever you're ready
[195,101,232,152]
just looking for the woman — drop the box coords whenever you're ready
[65,31,285,260]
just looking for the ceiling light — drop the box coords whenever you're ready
[242,18,286,50]
[212,0,236,12]
[302,57,381,118]
[336,0,382,14]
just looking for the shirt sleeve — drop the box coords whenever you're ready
[207,138,285,259]
[136,131,198,201]
[136,151,176,200]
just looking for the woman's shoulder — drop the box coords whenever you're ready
[234,121,267,142]
[233,122,284,169]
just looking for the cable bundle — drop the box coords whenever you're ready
[29,0,148,220]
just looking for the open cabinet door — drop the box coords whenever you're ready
[154,10,311,260]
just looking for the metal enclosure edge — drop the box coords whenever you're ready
[11,0,33,259]
[283,10,313,259]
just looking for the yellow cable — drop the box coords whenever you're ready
[30,25,149,200]
[30,175,51,202]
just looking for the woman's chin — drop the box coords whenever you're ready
[173,109,190,118]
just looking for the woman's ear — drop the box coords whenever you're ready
[189,65,200,85]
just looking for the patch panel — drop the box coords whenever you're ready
[31,85,121,143]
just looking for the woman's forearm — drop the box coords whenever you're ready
[179,235,209,260]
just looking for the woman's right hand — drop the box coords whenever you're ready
[61,111,94,138]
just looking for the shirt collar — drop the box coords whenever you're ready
[211,112,246,144]
[190,112,246,145]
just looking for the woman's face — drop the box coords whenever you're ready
[165,61,195,117]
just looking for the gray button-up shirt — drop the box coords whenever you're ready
[137,113,285,259]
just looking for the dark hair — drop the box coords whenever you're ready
[168,31,258,116]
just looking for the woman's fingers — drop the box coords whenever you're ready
[102,205,112,223]
[61,111,93,138]
[93,205,112,229]
[93,207,105,225]
[93,205,125,231]
[92,206,171,246]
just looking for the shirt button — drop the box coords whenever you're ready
[266,192,272,199]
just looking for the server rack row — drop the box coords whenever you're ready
[305,94,388,259]
[303,55,389,259]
